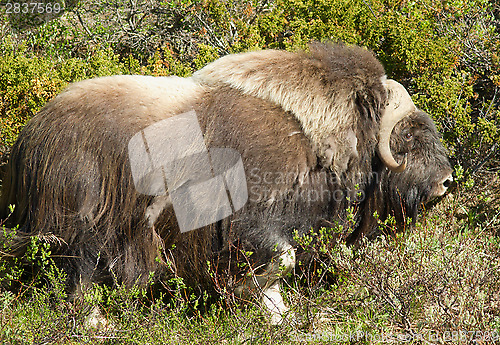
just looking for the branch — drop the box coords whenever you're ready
[75,9,94,40]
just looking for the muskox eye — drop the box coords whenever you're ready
[404,132,413,141]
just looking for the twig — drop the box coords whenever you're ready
[469,143,498,176]
[193,12,228,55]
[362,0,377,19]
[75,9,94,40]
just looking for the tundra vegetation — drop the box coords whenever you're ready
[0,0,499,344]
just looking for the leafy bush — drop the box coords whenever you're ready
[288,189,500,342]
[0,37,126,151]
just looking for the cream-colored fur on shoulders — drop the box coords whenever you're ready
[192,45,386,176]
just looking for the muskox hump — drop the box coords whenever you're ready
[193,42,387,183]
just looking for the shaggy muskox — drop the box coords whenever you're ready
[0,43,453,324]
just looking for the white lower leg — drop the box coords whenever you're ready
[84,305,114,330]
[235,245,296,325]
[262,279,289,325]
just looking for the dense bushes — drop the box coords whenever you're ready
[291,195,500,339]
[0,39,125,148]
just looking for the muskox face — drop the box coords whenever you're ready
[386,111,453,223]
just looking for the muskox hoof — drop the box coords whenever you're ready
[84,306,115,331]
[268,309,311,329]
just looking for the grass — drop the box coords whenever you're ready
[0,175,499,344]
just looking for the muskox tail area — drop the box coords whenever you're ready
[0,100,170,293]
[0,142,43,285]
[0,144,9,191]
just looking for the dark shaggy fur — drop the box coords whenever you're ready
[0,43,452,295]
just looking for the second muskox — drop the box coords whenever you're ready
[0,42,453,324]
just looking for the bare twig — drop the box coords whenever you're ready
[362,0,377,19]
[75,9,94,40]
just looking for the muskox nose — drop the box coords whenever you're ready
[435,173,453,197]
[442,175,453,189]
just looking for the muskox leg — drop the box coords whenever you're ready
[84,305,114,330]
[235,245,296,325]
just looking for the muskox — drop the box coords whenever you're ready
[0,43,453,324]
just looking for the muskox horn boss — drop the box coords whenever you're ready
[377,79,416,172]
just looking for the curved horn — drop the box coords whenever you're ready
[378,79,416,172]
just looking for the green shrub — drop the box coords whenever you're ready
[0,37,126,148]
[289,193,500,341]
